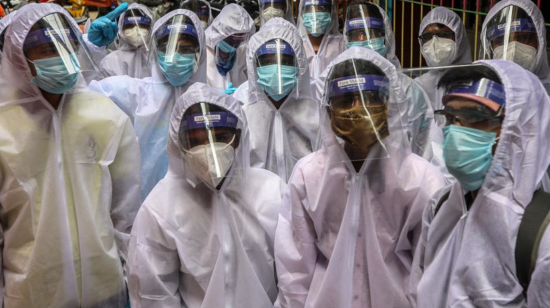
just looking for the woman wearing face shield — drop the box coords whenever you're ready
[416,7,472,111]
[89,10,207,202]
[480,0,550,93]
[204,4,254,94]
[99,3,154,79]
[274,47,446,308]
[127,83,284,308]
[0,3,141,307]
[259,0,295,27]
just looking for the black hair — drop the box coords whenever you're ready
[184,102,231,116]
[329,58,386,81]
[437,65,502,89]
[347,0,383,20]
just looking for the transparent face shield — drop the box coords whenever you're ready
[119,8,152,49]
[260,0,287,24]
[321,59,398,164]
[344,3,386,51]
[153,15,200,86]
[435,78,505,131]
[481,5,538,71]
[215,33,248,76]
[254,39,299,102]
[181,0,211,29]
[23,13,99,93]
[179,103,243,189]
[301,0,332,37]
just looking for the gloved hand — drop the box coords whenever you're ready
[224,82,238,95]
[88,3,128,47]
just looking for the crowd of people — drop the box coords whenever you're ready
[0,0,549,307]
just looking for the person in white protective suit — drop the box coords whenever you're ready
[0,3,141,308]
[416,7,472,111]
[205,4,254,94]
[128,82,284,308]
[274,47,447,308]
[99,3,154,79]
[89,9,207,202]
[234,17,319,182]
[259,0,295,27]
[332,1,442,164]
[480,0,550,93]
[296,0,344,98]
[0,10,17,64]
[411,61,550,308]
[181,0,213,30]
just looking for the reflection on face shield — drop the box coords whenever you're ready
[328,74,390,152]
[255,40,298,101]
[180,104,239,188]
[155,19,199,86]
[24,13,82,94]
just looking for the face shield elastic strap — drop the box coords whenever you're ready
[487,18,537,41]
[328,74,389,100]
[345,17,384,32]
[256,40,295,57]
[444,78,506,111]
[155,23,199,41]
[23,28,78,51]
[123,16,152,27]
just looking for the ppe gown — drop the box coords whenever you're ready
[89,9,207,201]
[128,82,284,308]
[274,47,447,308]
[414,60,550,308]
[0,10,17,64]
[205,4,255,90]
[0,4,141,308]
[234,17,319,182]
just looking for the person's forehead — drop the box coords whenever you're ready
[423,23,452,33]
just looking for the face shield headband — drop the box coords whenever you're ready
[345,17,384,32]
[123,16,152,27]
[487,18,537,41]
[444,78,506,111]
[328,74,389,101]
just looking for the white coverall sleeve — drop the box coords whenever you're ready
[274,166,318,308]
[128,205,181,308]
[110,117,141,270]
[81,33,109,67]
[527,225,550,308]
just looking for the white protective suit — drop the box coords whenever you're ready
[415,7,472,110]
[413,60,550,308]
[0,10,17,63]
[128,82,284,308]
[205,4,255,90]
[296,0,345,99]
[234,17,319,182]
[0,4,141,308]
[481,0,550,93]
[274,47,447,308]
[99,3,154,79]
[89,9,207,201]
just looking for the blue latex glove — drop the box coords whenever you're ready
[88,3,128,47]
[224,82,238,95]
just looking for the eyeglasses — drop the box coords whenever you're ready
[419,31,454,44]
[435,109,503,131]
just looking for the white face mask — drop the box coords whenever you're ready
[263,6,285,22]
[201,21,208,30]
[421,36,457,67]
[123,26,150,48]
[185,141,235,188]
[493,41,537,71]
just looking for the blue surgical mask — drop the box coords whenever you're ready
[256,64,298,101]
[30,55,80,94]
[157,51,195,86]
[216,40,237,76]
[347,37,387,56]
[302,12,331,37]
[443,125,497,192]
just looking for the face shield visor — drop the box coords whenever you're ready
[215,33,248,76]
[260,0,287,24]
[301,0,332,37]
[153,15,200,86]
[120,9,152,48]
[482,5,538,71]
[23,13,98,94]
[435,78,505,131]
[181,0,211,30]
[254,39,298,102]
[179,103,243,189]
[344,4,386,55]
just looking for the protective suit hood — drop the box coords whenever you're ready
[481,0,550,85]
[117,3,153,50]
[419,7,472,66]
[0,10,17,60]
[296,0,340,37]
[205,4,255,49]
[260,0,295,26]
[369,2,401,69]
